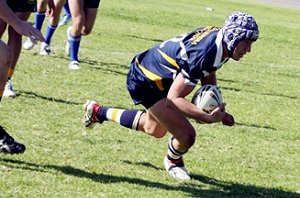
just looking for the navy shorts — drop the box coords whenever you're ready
[126,62,168,109]
[6,0,36,12]
[85,0,101,8]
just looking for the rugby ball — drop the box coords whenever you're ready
[191,85,223,113]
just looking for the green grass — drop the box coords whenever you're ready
[0,0,299,197]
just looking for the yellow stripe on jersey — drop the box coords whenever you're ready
[157,49,180,69]
[190,26,220,45]
[136,58,164,91]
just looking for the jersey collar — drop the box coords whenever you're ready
[213,30,228,68]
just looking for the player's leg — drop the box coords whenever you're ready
[83,100,147,132]
[58,0,72,26]
[0,125,26,154]
[66,0,84,69]
[81,0,100,36]
[0,19,12,99]
[82,67,166,137]
[23,0,47,50]
[0,17,9,100]
[82,97,194,179]
[35,0,48,30]
[40,0,65,55]
[63,0,71,16]
[0,18,7,38]
[8,12,32,69]
[4,11,31,97]
[0,40,13,102]
[147,98,195,179]
[147,98,196,152]
[0,43,26,153]
[67,0,99,69]
[80,8,97,36]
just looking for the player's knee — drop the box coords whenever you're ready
[81,27,92,36]
[179,130,196,149]
[144,125,167,139]
[152,129,167,139]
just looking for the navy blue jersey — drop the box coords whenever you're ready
[127,26,228,108]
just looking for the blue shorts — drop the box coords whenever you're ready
[126,61,168,109]
[6,0,36,12]
[85,0,101,8]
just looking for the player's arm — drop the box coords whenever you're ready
[201,72,235,126]
[0,0,44,42]
[201,71,217,85]
[166,72,224,123]
[0,0,22,27]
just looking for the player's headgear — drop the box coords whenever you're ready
[222,11,259,56]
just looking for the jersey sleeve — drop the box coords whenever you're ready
[177,28,220,85]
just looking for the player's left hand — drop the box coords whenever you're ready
[222,112,235,126]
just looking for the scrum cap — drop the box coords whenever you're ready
[222,11,259,56]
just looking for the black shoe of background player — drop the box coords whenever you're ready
[0,125,26,154]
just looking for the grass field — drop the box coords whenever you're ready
[0,0,299,197]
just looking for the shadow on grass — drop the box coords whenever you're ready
[122,160,163,171]
[235,122,277,131]
[15,90,80,105]
[220,85,299,100]
[49,53,129,76]
[88,62,129,76]
[126,35,164,43]
[1,158,298,197]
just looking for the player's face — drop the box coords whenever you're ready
[232,40,254,61]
